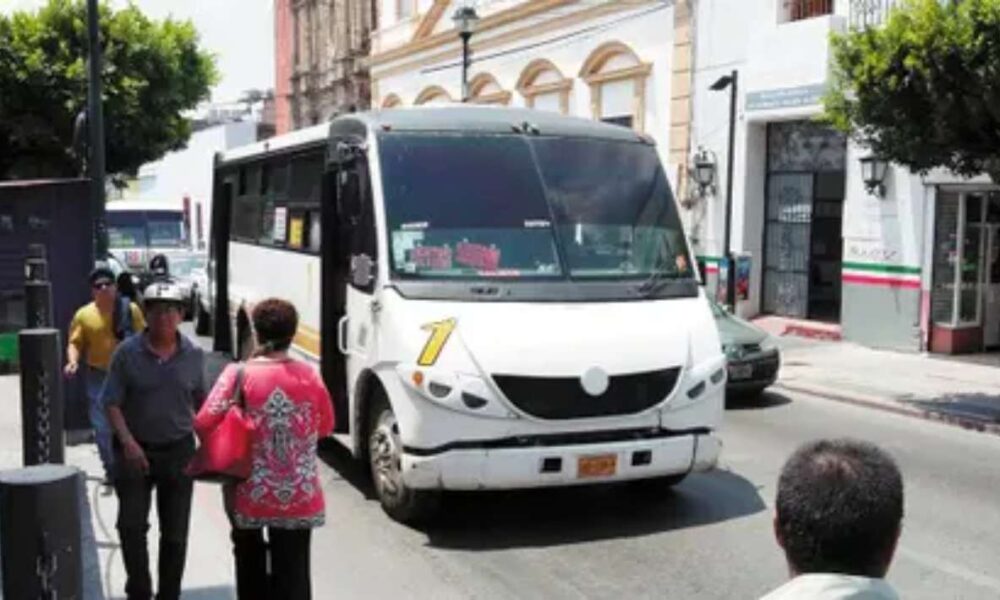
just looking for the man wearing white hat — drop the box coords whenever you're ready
[101,281,207,600]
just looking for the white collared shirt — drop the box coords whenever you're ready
[761,574,900,600]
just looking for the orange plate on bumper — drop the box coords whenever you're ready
[577,454,618,478]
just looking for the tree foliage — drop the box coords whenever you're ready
[0,0,217,180]
[824,0,1000,182]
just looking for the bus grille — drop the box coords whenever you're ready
[492,368,681,420]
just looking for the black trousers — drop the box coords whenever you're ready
[113,436,195,600]
[231,526,312,600]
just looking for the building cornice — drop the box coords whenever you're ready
[372,0,578,68]
[371,0,648,80]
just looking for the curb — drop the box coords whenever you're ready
[772,382,1000,437]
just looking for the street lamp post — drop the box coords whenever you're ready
[710,69,738,314]
[452,6,479,102]
[86,0,108,260]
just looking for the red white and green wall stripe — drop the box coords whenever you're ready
[841,262,921,290]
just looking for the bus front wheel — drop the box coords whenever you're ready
[367,397,439,523]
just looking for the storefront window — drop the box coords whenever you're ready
[960,225,982,322]
[931,193,959,324]
[932,191,998,327]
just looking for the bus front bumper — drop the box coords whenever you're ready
[400,432,721,491]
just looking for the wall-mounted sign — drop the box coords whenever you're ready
[746,83,826,112]
[273,207,287,242]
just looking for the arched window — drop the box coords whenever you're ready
[414,85,453,105]
[468,73,512,105]
[381,93,403,108]
[516,59,572,114]
[579,42,652,131]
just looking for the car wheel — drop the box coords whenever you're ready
[368,392,439,523]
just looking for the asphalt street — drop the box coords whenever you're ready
[91,327,1000,599]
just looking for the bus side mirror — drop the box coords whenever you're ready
[350,254,375,288]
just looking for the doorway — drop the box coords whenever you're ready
[762,121,846,321]
[983,224,1000,347]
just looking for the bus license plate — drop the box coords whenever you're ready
[729,364,753,380]
[578,454,617,479]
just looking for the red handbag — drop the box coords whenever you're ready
[186,366,255,483]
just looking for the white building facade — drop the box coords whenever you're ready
[133,120,257,249]
[369,0,695,193]
[689,0,1000,354]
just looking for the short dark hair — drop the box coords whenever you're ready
[89,266,115,286]
[776,438,904,577]
[251,298,298,353]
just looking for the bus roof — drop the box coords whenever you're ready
[217,105,649,166]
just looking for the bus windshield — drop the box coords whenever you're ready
[108,210,186,249]
[379,133,693,283]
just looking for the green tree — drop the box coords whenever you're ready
[824,0,1000,182]
[0,0,217,180]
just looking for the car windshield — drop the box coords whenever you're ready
[168,255,204,277]
[379,133,693,283]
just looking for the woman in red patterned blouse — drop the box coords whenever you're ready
[196,298,334,600]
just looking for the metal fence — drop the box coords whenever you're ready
[849,0,900,29]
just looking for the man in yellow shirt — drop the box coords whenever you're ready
[65,265,145,483]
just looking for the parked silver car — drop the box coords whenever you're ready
[710,300,781,396]
[164,254,206,321]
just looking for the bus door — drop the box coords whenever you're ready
[211,171,234,354]
[323,140,377,432]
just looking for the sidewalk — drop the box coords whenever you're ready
[0,375,236,599]
[772,336,1000,434]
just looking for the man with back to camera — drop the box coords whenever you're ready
[762,438,904,600]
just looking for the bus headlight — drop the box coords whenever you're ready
[396,365,516,419]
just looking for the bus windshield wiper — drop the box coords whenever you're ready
[637,263,678,296]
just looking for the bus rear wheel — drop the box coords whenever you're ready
[367,397,438,523]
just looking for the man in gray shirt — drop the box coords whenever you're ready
[102,281,207,600]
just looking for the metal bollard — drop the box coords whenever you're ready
[19,329,65,466]
[0,465,82,599]
[25,257,49,282]
[25,280,55,329]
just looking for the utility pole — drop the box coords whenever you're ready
[87,0,108,260]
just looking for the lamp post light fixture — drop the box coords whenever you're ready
[860,154,889,197]
[710,69,739,314]
[452,6,480,102]
[692,147,717,197]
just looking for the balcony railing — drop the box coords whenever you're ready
[785,0,833,23]
[849,0,901,29]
